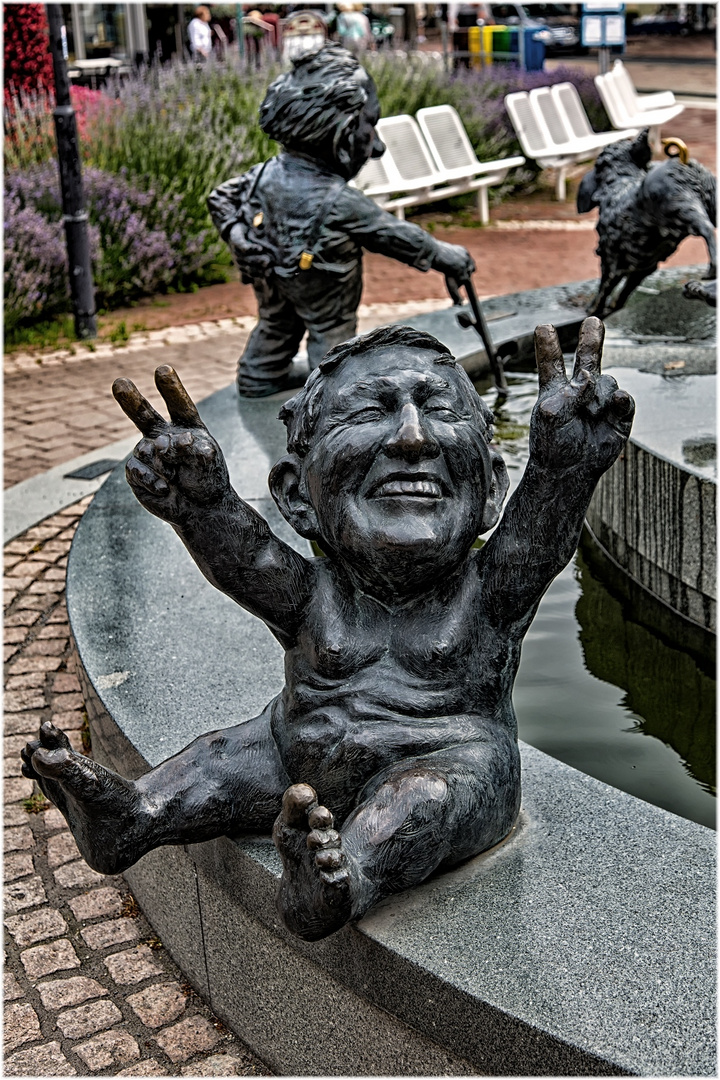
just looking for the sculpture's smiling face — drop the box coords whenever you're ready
[301,347,505,570]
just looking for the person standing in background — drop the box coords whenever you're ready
[188,5,212,62]
[336,2,373,54]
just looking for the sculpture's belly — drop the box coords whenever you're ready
[271,686,508,820]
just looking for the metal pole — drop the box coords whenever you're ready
[237,4,244,59]
[598,44,610,74]
[46,4,97,339]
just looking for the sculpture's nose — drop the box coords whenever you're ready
[385,403,440,461]
[371,134,386,159]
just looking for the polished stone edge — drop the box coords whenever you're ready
[72,639,715,1077]
[587,439,716,631]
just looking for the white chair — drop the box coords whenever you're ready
[594,68,684,151]
[416,105,525,224]
[505,88,634,201]
[549,82,637,151]
[354,114,523,223]
[612,59,677,113]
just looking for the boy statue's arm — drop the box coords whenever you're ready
[479,317,634,629]
[112,366,312,647]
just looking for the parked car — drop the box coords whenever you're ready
[628,4,691,35]
[478,3,584,54]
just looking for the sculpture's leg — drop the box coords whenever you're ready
[237,277,306,397]
[273,730,521,941]
[21,705,288,875]
[689,215,716,279]
[606,267,654,316]
[280,267,363,369]
[587,270,622,319]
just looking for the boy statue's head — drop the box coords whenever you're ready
[259,43,385,180]
[269,326,510,587]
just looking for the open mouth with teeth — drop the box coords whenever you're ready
[370,475,446,499]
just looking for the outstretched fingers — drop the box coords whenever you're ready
[113,378,167,438]
[573,316,605,381]
[535,324,567,392]
[155,366,204,429]
[113,367,203,437]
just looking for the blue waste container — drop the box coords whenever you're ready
[523,26,545,71]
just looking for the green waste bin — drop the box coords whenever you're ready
[493,26,511,58]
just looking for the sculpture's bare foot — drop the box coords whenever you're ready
[272,784,356,941]
[21,722,142,875]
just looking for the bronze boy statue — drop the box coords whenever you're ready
[23,319,633,942]
[207,43,475,398]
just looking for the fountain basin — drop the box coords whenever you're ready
[66,378,715,1076]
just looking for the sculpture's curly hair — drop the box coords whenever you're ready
[259,43,372,162]
[279,325,495,457]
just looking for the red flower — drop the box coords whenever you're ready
[4,4,55,98]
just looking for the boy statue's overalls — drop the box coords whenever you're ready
[22,319,634,941]
[207,43,475,397]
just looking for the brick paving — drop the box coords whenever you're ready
[3,505,272,1076]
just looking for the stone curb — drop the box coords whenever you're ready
[4,299,449,376]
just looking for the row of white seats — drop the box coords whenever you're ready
[595,59,684,152]
[505,81,638,201]
[505,61,683,201]
[353,105,525,224]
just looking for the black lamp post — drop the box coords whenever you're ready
[45,3,97,339]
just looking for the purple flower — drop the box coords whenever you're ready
[5,161,221,326]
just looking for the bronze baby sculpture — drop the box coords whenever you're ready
[22,319,634,942]
[207,43,475,397]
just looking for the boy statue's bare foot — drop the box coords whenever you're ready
[272,784,358,941]
[21,722,144,875]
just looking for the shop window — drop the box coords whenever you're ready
[79,3,127,58]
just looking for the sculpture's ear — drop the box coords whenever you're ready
[268,453,320,539]
[480,448,510,533]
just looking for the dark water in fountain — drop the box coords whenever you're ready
[474,369,716,830]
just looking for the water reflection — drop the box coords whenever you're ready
[576,544,716,798]
[477,370,716,829]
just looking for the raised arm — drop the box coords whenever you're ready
[479,318,634,629]
[113,366,313,647]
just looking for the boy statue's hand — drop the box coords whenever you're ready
[112,366,231,525]
[430,240,476,281]
[530,317,635,476]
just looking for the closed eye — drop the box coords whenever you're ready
[425,406,463,420]
[348,407,386,423]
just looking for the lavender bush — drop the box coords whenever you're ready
[4,192,86,331]
[4,163,221,332]
[90,59,278,259]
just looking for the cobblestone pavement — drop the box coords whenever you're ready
[3,503,273,1077]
